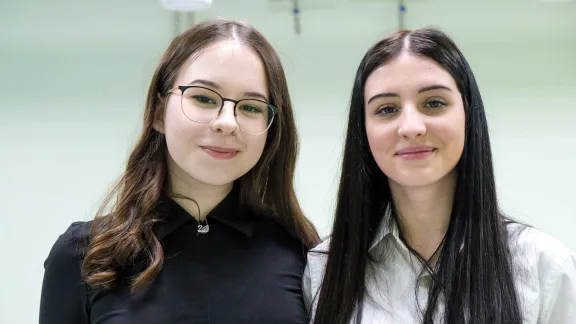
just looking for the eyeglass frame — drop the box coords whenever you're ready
[166,85,278,136]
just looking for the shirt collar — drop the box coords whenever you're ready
[369,203,400,253]
[369,204,439,279]
[154,188,254,239]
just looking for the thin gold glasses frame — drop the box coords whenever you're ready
[166,85,277,136]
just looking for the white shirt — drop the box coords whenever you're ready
[303,216,576,324]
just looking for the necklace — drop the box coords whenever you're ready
[197,218,210,235]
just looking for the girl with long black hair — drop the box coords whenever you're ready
[304,27,576,324]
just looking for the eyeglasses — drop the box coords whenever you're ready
[166,85,278,136]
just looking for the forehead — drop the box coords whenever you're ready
[365,53,457,96]
[176,39,267,92]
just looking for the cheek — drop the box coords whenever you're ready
[450,110,466,147]
[365,122,396,165]
[455,122,465,152]
[164,104,203,152]
[163,101,186,131]
[244,134,267,161]
[436,113,466,160]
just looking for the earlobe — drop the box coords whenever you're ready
[152,117,165,134]
[153,96,166,134]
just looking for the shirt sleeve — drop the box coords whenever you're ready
[39,222,90,324]
[539,251,576,323]
[302,263,313,310]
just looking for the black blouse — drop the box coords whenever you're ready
[39,190,309,324]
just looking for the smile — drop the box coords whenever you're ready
[200,146,240,160]
[395,147,437,160]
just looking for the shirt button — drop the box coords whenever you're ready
[420,276,432,287]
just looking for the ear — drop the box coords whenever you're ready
[152,94,166,134]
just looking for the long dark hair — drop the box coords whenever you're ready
[312,28,523,324]
[81,18,320,293]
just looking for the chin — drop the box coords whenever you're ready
[388,176,431,188]
[190,166,253,187]
[194,174,239,187]
[387,168,456,189]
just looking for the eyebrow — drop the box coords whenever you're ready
[187,79,269,102]
[366,84,453,105]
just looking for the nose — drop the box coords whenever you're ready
[210,101,239,135]
[397,105,426,139]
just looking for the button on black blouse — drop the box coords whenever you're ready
[39,190,309,324]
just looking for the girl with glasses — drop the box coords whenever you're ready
[40,17,319,324]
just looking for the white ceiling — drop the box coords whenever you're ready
[1,0,573,101]
[2,0,575,54]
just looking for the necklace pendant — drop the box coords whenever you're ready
[197,223,210,234]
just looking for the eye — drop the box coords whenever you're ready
[240,104,263,114]
[376,105,398,115]
[192,95,217,104]
[424,99,446,108]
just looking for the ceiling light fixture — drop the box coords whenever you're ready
[159,0,213,12]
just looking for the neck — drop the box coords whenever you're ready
[167,158,233,221]
[389,171,456,262]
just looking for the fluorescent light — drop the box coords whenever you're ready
[159,0,213,12]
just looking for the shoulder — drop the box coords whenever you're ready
[507,222,576,321]
[304,236,331,279]
[44,221,92,271]
[507,222,576,294]
[302,236,331,310]
[309,236,331,254]
[507,222,575,269]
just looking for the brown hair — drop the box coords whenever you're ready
[81,18,320,292]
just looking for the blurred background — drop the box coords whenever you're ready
[1,0,575,322]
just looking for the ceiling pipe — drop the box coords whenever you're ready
[292,0,302,34]
[399,0,406,31]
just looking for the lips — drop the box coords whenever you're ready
[396,146,436,156]
[395,146,436,160]
[201,146,239,153]
[200,145,240,160]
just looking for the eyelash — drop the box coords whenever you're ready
[375,99,447,115]
[424,99,446,109]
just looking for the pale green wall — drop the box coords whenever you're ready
[1,0,575,322]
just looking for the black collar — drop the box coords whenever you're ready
[154,189,254,239]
